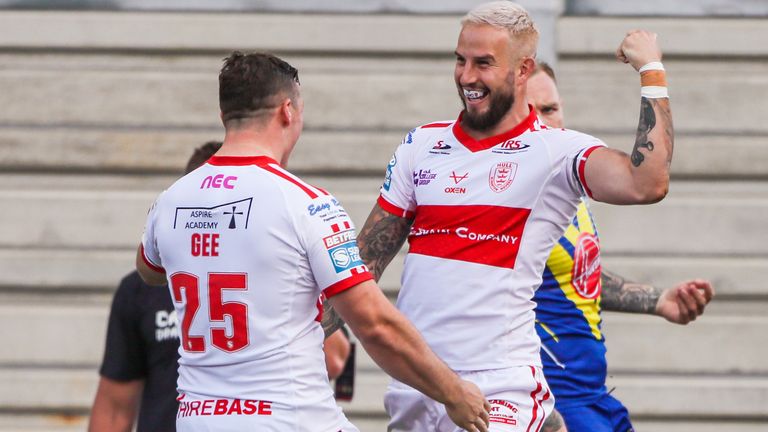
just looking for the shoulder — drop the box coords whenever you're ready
[401,120,454,146]
[110,271,149,313]
[532,127,604,148]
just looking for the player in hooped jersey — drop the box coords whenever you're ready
[528,64,714,432]
[136,52,490,432]
[354,2,677,431]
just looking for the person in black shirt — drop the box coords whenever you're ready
[88,141,223,432]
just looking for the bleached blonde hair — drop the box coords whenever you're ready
[461,1,539,58]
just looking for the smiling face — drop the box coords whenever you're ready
[454,23,518,132]
[527,70,564,128]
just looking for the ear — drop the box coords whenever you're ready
[279,98,293,126]
[518,57,536,82]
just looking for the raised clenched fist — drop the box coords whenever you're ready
[616,29,663,71]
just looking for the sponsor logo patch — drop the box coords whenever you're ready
[404,128,416,144]
[489,162,518,193]
[432,140,451,150]
[492,138,531,154]
[324,225,364,273]
[572,232,602,299]
[408,205,531,269]
[413,169,437,186]
[174,198,253,230]
[488,399,519,426]
[450,171,468,184]
[383,154,396,191]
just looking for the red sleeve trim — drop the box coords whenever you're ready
[421,122,453,129]
[140,244,165,274]
[377,195,415,219]
[577,145,603,198]
[323,271,374,299]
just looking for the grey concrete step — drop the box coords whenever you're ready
[2,245,764,302]
[1,55,765,138]
[0,415,86,432]
[559,16,768,57]
[2,174,766,256]
[3,367,765,418]
[1,296,764,373]
[2,127,766,179]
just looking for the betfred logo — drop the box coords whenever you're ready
[489,162,518,193]
[572,232,602,299]
[323,230,356,248]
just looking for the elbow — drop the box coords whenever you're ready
[355,320,396,353]
[629,174,669,204]
[639,182,669,204]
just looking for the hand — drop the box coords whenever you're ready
[655,279,714,324]
[444,379,490,432]
[615,29,662,71]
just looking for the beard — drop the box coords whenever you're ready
[458,74,516,132]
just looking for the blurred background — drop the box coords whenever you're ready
[0,0,766,431]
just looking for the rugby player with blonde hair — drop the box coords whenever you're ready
[355,1,679,430]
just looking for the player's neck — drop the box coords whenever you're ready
[461,98,531,141]
[219,127,288,165]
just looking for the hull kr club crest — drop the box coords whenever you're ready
[489,162,518,193]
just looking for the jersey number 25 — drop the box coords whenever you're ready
[170,272,249,353]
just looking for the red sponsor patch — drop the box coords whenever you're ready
[408,205,530,268]
[489,162,518,193]
[489,399,518,426]
[571,232,602,299]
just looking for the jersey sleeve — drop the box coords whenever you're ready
[378,131,418,218]
[99,273,148,381]
[553,130,606,199]
[140,195,165,273]
[298,195,374,299]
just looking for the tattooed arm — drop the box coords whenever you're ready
[321,204,412,336]
[601,269,715,324]
[582,30,673,205]
[357,204,414,282]
[541,409,567,432]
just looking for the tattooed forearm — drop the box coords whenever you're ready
[631,97,656,167]
[358,205,413,281]
[321,299,344,338]
[601,269,662,314]
[541,409,566,432]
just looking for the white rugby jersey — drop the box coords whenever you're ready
[141,155,372,411]
[380,108,604,371]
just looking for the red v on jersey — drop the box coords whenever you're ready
[408,205,531,269]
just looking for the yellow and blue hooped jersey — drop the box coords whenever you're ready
[533,200,608,407]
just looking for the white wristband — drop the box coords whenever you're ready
[639,61,665,73]
[641,86,669,99]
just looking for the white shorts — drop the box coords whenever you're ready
[385,366,553,432]
[175,392,359,432]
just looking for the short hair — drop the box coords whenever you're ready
[461,1,539,58]
[219,51,300,124]
[185,141,222,174]
[533,62,557,83]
